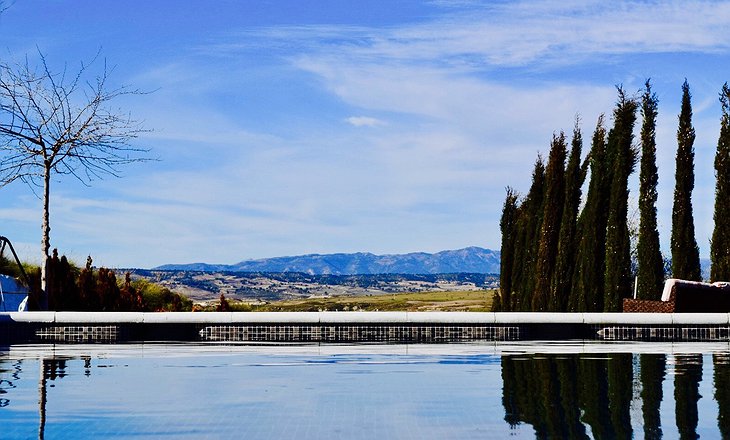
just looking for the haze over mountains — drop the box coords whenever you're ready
[154,247,500,275]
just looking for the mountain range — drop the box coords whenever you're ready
[154,246,501,275]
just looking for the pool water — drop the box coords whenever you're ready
[1,342,728,439]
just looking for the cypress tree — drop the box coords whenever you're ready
[671,80,702,281]
[571,116,609,312]
[551,121,584,311]
[604,88,638,311]
[508,206,527,311]
[637,80,665,300]
[711,83,730,281]
[511,156,545,310]
[532,132,567,311]
[498,187,519,311]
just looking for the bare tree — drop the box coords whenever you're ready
[0,53,149,306]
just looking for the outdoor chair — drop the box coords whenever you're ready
[622,278,730,313]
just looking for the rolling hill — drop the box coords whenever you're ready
[154,246,501,275]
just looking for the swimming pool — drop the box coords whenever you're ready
[1,342,728,439]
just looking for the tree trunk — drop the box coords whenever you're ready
[40,163,51,310]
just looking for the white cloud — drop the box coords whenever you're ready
[225,1,730,69]
[0,207,38,223]
[345,116,386,127]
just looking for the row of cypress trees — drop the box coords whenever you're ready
[498,80,730,312]
[501,353,730,439]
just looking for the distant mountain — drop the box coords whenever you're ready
[154,246,501,275]
[701,258,711,281]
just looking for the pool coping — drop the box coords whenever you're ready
[1,311,729,325]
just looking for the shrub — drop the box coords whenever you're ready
[131,279,192,312]
[18,250,192,312]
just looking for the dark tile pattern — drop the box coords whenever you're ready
[198,325,521,342]
[35,325,120,343]
[594,325,730,341]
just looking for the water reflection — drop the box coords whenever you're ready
[0,358,19,408]
[502,354,632,439]
[640,353,665,439]
[675,354,702,440]
[0,356,73,440]
[501,351,730,439]
[716,353,730,438]
[1,345,730,439]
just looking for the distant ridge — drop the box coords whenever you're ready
[154,246,501,275]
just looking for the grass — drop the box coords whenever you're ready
[222,289,496,312]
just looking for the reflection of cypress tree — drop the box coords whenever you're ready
[533,358,555,436]
[713,353,730,438]
[556,357,588,439]
[536,358,578,438]
[674,354,703,440]
[502,354,672,439]
[640,354,666,439]
[522,357,544,432]
[501,357,521,428]
[502,356,536,427]
[511,157,545,311]
[604,90,638,311]
[571,116,608,311]
[533,133,567,311]
[551,124,585,311]
[607,353,633,440]
[578,357,615,439]
[498,188,519,311]
[501,355,589,439]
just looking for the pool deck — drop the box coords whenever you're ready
[1,311,729,343]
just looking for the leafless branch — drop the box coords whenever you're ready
[0,53,152,190]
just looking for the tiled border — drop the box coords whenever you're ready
[34,325,120,343]
[2,312,730,343]
[198,325,521,342]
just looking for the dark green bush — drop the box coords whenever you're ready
[29,251,192,312]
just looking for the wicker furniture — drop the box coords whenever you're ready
[622,279,730,313]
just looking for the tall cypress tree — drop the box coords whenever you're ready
[499,187,519,311]
[604,88,638,312]
[511,156,545,311]
[671,80,702,281]
[532,132,567,311]
[711,83,730,282]
[571,116,609,312]
[551,121,584,311]
[636,80,665,300]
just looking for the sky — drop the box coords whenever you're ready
[2,0,730,268]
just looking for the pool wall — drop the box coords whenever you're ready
[1,311,729,343]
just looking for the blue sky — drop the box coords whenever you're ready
[2,0,730,268]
